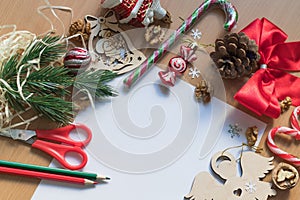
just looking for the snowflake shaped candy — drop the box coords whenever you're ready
[191,29,202,40]
[188,67,200,79]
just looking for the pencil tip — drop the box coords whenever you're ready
[96,175,111,181]
[84,179,97,185]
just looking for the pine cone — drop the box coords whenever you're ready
[69,19,91,42]
[210,32,260,79]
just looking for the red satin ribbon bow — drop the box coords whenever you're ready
[234,18,300,118]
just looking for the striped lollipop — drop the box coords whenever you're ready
[123,0,238,88]
[64,47,91,69]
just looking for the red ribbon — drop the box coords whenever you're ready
[234,18,300,118]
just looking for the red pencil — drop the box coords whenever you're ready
[0,166,97,185]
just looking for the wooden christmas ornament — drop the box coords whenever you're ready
[85,10,146,74]
[100,0,171,27]
[185,151,276,200]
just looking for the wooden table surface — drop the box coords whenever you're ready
[0,0,300,199]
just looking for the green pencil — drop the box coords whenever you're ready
[0,160,110,181]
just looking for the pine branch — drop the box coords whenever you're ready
[25,66,73,96]
[0,34,118,125]
[28,95,73,125]
[0,55,19,80]
[73,70,118,98]
[21,35,66,67]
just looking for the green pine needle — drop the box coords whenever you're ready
[28,95,73,125]
[25,66,73,96]
[21,35,66,67]
[74,70,118,99]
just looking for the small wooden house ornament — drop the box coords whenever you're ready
[185,151,277,200]
[85,10,146,74]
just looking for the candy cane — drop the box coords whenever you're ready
[291,106,300,130]
[267,127,300,166]
[123,0,238,88]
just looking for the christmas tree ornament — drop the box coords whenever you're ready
[210,32,260,79]
[158,45,197,86]
[63,47,91,70]
[68,19,91,42]
[272,162,299,190]
[123,0,238,88]
[100,0,171,27]
[194,79,211,103]
[185,151,276,200]
[232,18,300,118]
[85,11,146,74]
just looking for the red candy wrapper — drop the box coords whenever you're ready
[159,45,197,86]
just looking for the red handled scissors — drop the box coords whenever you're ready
[1,124,92,170]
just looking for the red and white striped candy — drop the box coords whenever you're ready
[169,57,187,75]
[158,45,196,86]
[64,47,91,69]
[291,106,300,130]
[267,126,300,166]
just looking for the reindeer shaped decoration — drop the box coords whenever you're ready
[185,151,277,200]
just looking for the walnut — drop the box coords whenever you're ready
[272,162,299,190]
[195,80,211,103]
[69,19,91,42]
[280,96,292,113]
[145,25,166,45]
[245,126,258,147]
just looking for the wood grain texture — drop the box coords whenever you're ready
[0,0,299,199]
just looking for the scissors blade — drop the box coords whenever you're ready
[0,129,37,142]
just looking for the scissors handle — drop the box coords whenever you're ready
[32,140,88,170]
[35,124,92,147]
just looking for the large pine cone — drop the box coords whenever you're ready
[210,32,260,79]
